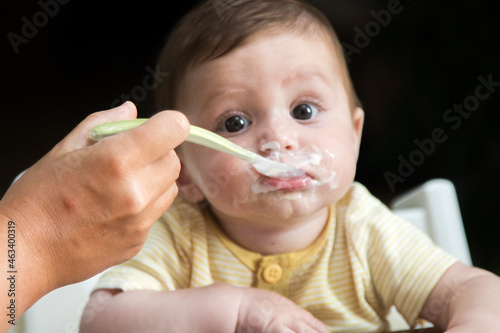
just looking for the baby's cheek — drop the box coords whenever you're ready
[204,159,256,201]
[231,177,263,210]
[289,147,338,190]
[315,150,337,186]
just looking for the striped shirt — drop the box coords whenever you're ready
[96,182,457,332]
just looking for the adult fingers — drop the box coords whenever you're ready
[116,149,182,228]
[100,110,190,169]
[53,101,138,154]
[135,147,182,203]
[142,181,180,230]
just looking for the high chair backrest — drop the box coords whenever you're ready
[391,178,472,266]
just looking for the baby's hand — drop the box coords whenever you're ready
[236,288,329,333]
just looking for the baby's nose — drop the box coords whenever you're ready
[257,120,298,154]
[259,141,282,160]
[260,141,281,152]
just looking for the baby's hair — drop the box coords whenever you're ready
[155,0,361,112]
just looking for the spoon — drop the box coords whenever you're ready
[89,119,305,180]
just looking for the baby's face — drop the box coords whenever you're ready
[176,30,363,226]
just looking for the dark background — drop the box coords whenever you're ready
[1,0,499,274]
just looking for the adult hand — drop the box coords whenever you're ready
[0,102,189,319]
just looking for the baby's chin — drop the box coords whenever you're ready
[211,163,343,220]
[230,184,333,220]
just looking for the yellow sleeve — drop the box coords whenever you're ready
[346,183,458,325]
[95,200,196,292]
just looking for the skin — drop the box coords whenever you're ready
[421,263,500,332]
[82,29,500,333]
[176,30,364,255]
[0,102,189,332]
[82,29,349,333]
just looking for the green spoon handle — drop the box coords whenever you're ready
[89,118,256,162]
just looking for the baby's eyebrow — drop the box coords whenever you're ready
[281,69,333,87]
[203,88,249,106]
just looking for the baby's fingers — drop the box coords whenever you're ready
[285,313,329,333]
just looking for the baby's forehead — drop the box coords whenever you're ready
[246,24,343,56]
[188,29,343,79]
[162,10,359,111]
[177,29,350,114]
[178,29,348,97]
[197,25,346,75]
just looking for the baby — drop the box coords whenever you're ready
[81,0,500,332]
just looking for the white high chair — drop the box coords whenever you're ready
[7,273,103,333]
[8,179,471,332]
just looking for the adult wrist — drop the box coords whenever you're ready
[0,210,54,313]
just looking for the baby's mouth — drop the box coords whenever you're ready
[261,174,313,191]
[250,145,336,194]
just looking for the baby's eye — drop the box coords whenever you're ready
[222,115,251,132]
[291,103,319,121]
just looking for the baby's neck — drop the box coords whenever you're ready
[212,208,329,255]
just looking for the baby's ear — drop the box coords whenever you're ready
[176,163,205,204]
[352,107,365,151]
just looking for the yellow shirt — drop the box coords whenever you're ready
[96,182,457,332]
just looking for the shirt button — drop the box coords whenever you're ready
[262,264,283,284]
